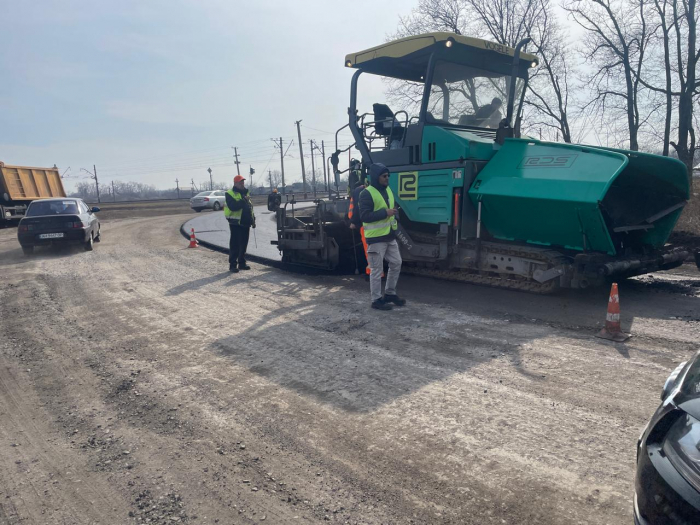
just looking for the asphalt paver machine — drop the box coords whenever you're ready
[274,32,691,291]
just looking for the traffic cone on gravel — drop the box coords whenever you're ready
[188,228,198,248]
[596,283,630,342]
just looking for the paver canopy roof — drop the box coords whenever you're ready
[344,32,539,82]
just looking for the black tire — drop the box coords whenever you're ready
[85,233,94,251]
[213,202,221,211]
[194,208,202,213]
[22,246,33,256]
[94,228,101,243]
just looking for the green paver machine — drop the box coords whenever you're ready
[274,32,691,291]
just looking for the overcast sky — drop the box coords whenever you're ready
[1,1,576,193]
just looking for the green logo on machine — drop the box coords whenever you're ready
[518,155,578,169]
[398,171,418,200]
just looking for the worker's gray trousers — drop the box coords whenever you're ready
[367,239,402,302]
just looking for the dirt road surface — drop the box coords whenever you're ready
[1,212,699,524]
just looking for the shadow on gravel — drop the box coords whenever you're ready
[205,262,700,412]
[208,271,547,413]
[165,271,231,296]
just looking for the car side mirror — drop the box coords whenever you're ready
[661,361,687,400]
[91,207,101,213]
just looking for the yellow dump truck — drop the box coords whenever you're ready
[0,162,66,224]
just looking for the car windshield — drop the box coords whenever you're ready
[195,192,212,197]
[426,61,525,129]
[26,200,80,216]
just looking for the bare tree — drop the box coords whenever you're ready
[563,0,655,151]
[269,170,283,189]
[394,0,473,37]
[524,0,575,142]
[73,181,97,200]
[669,0,699,185]
[647,0,676,155]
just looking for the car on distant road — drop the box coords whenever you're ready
[17,198,101,255]
[635,351,700,524]
[190,190,226,212]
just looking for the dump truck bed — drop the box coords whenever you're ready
[0,162,66,202]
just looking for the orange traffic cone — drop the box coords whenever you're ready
[188,228,198,248]
[596,283,630,342]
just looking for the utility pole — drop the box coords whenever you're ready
[268,169,273,190]
[309,140,317,198]
[92,164,100,203]
[80,166,101,203]
[232,147,241,176]
[93,165,101,203]
[208,167,213,191]
[295,120,308,198]
[112,180,116,202]
[175,178,180,199]
[321,140,328,193]
[272,137,291,196]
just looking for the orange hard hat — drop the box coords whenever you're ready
[234,175,245,183]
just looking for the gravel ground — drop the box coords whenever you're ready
[1,213,699,524]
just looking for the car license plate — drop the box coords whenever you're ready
[39,233,65,239]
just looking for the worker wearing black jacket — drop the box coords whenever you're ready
[224,175,255,273]
[359,163,405,310]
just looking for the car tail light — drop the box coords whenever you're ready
[203,197,210,201]
[18,225,28,232]
[72,221,87,228]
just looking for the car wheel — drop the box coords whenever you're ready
[213,202,221,211]
[194,208,202,213]
[22,246,33,256]
[94,228,101,243]
[85,233,94,251]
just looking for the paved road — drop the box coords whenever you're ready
[183,202,316,261]
[1,213,699,524]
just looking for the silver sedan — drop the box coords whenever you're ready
[190,190,226,212]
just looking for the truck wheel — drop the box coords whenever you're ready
[22,246,33,256]
[85,233,94,251]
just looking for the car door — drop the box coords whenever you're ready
[214,190,226,206]
[80,200,95,235]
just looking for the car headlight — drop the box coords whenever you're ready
[663,413,700,492]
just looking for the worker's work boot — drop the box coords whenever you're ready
[229,265,239,273]
[371,299,392,311]
[239,264,251,270]
[383,294,406,306]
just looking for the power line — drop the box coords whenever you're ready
[99,137,297,171]
[301,123,335,134]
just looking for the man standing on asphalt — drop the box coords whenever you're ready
[225,175,255,273]
[267,188,282,212]
[359,163,406,310]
